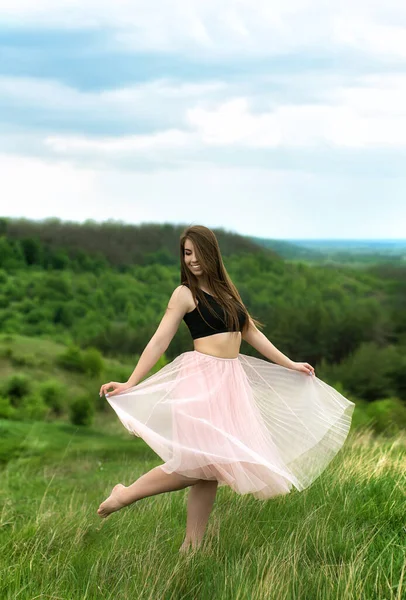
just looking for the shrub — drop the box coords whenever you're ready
[53,303,74,327]
[0,395,17,419]
[69,395,94,426]
[82,347,105,377]
[38,379,66,415]
[336,342,396,401]
[10,352,39,367]
[25,306,52,325]
[386,345,406,399]
[1,346,14,359]
[56,344,85,372]
[5,373,31,407]
[350,399,373,430]
[365,397,406,435]
[105,363,135,383]
[17,394,49,421]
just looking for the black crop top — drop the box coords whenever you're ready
[183,287,247,340]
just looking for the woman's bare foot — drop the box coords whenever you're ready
[179,540,190,554]
[97,484,128,518]
[178,538,202,554]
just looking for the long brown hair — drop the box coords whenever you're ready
[180,225,263,335]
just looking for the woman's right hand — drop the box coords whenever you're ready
[99,381,132,398]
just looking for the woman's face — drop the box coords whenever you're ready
[184,238,203,277]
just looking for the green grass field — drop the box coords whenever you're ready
[1,415,405,600]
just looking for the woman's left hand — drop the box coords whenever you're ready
[290,361,315,376]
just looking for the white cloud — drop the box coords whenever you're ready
[0,154,97,214]
[187,99,279,146]
[333,17,406,60]
[0,75,226,115]
[2,68,406,178]
[45,129,190,153]
[0,0,406,59]
[39,72,406,161]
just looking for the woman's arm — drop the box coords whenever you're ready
[242,317,295,369]
[126,285,191,387]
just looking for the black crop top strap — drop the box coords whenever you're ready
[182,284,247,341]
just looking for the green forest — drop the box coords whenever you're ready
[1,216,406,433]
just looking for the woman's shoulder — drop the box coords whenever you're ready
[173,283,193,297]
[178,283,193,295]
[168,285,195,314]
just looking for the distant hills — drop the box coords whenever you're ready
[0,217,280,269]
[249,236,406,265]
[1,217,405,267]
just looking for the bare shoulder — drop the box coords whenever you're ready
[168,285,195,313]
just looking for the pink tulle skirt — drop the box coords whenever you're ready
[106,350,355,500]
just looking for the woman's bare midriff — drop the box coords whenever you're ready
[193,331,242,359]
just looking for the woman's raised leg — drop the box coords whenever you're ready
[179,479,219,553]
[97,465,200,518]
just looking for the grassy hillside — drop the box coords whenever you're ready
[0,333,167,428]
[0,333,135,393]
[0,419,404,599]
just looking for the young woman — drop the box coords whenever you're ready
[97,225,355,553]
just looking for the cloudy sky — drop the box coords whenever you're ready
[1,0,406,239]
